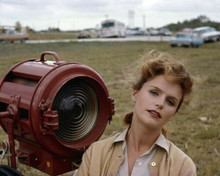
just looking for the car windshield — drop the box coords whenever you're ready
[199,28,216,34]
[102,22,115,28]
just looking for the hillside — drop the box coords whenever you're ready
[164,15,220,31]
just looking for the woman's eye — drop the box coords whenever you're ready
[150,90,158,96]
[167,99,175,106]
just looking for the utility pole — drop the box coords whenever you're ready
[143,15,146,30]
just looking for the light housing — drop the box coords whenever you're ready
[0,51,114,175]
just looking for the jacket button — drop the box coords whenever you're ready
[151,162,156,167]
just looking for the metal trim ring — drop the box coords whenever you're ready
[52,78,99,142]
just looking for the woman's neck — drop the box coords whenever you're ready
[126,122,161,152]
[126,122,161,176]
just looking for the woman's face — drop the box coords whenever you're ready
[132,74,182,131]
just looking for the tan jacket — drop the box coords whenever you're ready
[77,134,196,176]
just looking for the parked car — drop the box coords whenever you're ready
[78,28,100,39]
[194,26,220,42]
[126,27,149,36]
[170,32,203,48]
[0,26,29,43]
[158,28,173,36]
[148,28,159,36]
[182,28,194,33]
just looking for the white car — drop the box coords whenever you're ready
[148,28,159,36]
[78,28,100,39]
[194,26,220,42]
[158,28,173,36]
[0,27,29,43]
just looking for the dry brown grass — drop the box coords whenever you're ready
[28,32,78,40]
[0,41,220,175]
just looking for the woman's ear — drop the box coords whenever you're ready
[131,89,138,102]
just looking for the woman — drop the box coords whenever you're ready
[76,51,197,176]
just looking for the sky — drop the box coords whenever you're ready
[0,0,220,31]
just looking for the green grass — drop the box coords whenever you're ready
[0,41,220,176]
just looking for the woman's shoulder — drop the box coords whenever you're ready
[157,140,197,175]
[95,133,120,144]
[88,133,121,152]
[166,139,196,167]
[167,140,190,158]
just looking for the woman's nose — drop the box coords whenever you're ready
[155,98,165,109]
[156,103,163,109]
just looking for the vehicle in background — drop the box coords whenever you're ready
[148,28,159,36]
[182,28,194,33]
[0,26,29,43]
[126,27,149,36]
[158,28,173,36]
[100,19,126,38]
[170,31,203,48]
[194,26,220,42]
[78,28,100,39]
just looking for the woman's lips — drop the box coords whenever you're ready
[147,110,161,119]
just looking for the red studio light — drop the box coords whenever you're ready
[0,51,115,175]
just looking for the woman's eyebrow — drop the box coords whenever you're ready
[149,86,162,92]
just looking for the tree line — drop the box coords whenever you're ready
[164,15,220,31]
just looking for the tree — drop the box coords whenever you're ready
[15,21,21,32]
[164,15,220,31]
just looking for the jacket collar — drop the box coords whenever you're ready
[113,127,169,155]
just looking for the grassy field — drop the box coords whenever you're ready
[28,32,79,40]
[0,41,220,176]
